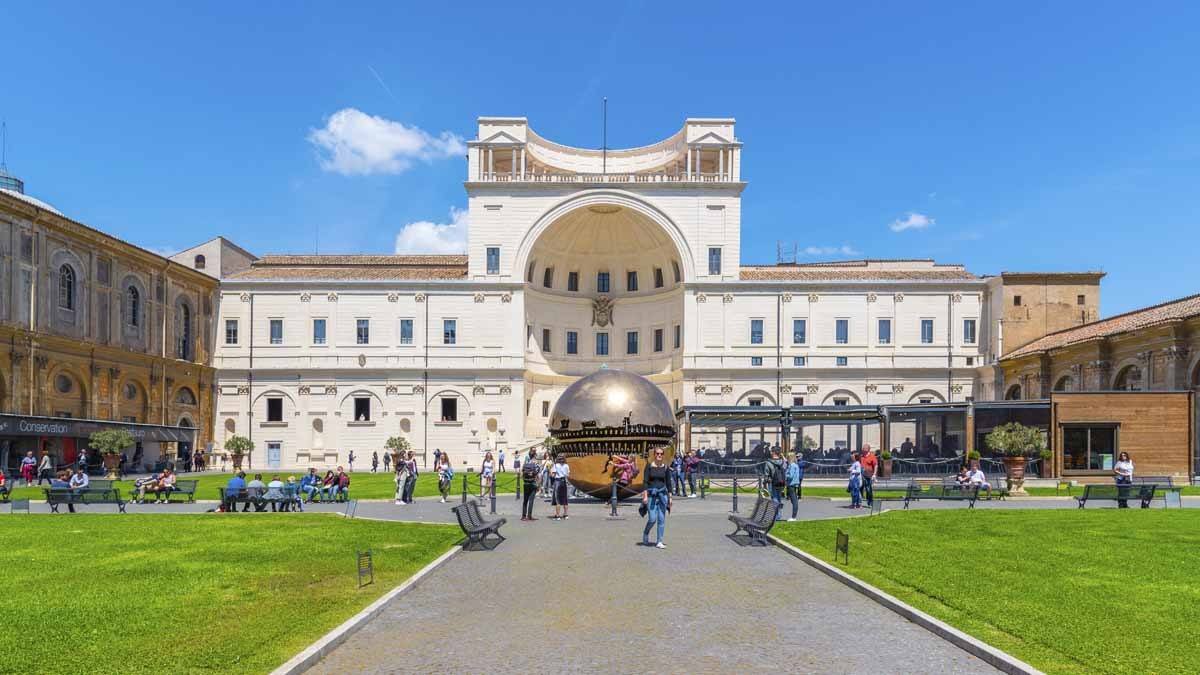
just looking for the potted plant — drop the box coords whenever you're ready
[225,435,254,471]
[542,434,560,457]
[966,450,981,469]
[385,436,410,469]
[983,422,1047,496]
[89,429,134,479]
[879,449,893,478]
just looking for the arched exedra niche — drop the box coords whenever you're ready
[338,389,384,409]
[224,418,236,438]
[486,417,499,433]
[512,191,698,283]
[906,390,946,404]
[1005,384,1022,400]
[735,389,777,406]
[1112,363,1144,391]
[1053,375,1074,392]
[821,389,862,405]
[399,418,412,434]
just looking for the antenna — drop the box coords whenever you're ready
[601,98,607,176]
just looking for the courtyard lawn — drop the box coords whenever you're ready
[0,514,461,674]
[773,509,1200,674]
[5,470,519,502]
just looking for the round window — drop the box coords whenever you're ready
[55,374,73,394]
[124,383,138,400]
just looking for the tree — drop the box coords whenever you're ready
[89,429,134,456]
[984,422,1047,457]
[225,435,254,456]
[384,436,411,454]
[542,435,560,456]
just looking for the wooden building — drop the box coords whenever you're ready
[1050,392,1193,480]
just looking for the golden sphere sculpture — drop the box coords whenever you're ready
[548,369,676,499]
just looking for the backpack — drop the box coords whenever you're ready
[522,461,539,481]
[770,461,786,487]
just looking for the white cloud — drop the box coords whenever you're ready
[394,207,469,254]
[308,108,465,176]
[889,212,935,232]
[801,245,860,256]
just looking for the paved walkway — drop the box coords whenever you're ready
[308,494,999,674]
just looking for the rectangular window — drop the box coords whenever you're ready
[1062,425,1116,471]
[270,319,284,345]
[542,328,552,353]
[1014,295,1022,307]
[597,272,610,294]
[627,270,638,292]
[833,398,848,407]
[1077,294,1085,306]
[963,319,977,344]
[225,319,239,345]
[793,356,806,367]
[792,396,804,406]
[673,324,681,349]
[595,332,609,356]
[708,247,722,275]
[878,318,891,345]
[654,267,664,288]
[354,397,371,422]
[748,398,763,407]
[836,356,848,367]
[542,400,550,417]
[356,319,370,345]
[266,397,283,422]
[311,319,325,345]
[486,247,500,274]
[921,319,934,344]
[566,330,578,355]
[443,319,457,345]
[966,356,975,366]
[750,356,763,366]
[626,331,639,355]
[440,397,458,422]
[835,319,849,344]
[543,267,554,289]
[399,319,414,345]
[750,319,764,345]
[567,271,579,292]
[654,328,664,352]
[793,319,807,344]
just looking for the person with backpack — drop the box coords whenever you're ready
[786,452,803,521]
[436,452,454,503]
[520,448,541,521]
[765,447,787,520]
[550,454,571,520]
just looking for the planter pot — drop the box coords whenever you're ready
[231,453,245,472]
[389,451,405,468]
[1002,456,1028,495]
[880,459,893,479]
[102,453,121,479]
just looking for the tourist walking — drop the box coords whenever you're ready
[520,448,541,521]
[436,452,453,503]
[394,456,411,505]
[36,451,53,486]
[786,452,803,521]
[859,443,878,507]
[765,448,787,519]
[371,451,379,473]
[684,450,700,497]
[20,451,36,487]
[670,452,685,496]
[480,451,495,497]
[383,451,391,473]
[403,451,419,503]
[347,452,356,473]
[1113,451,1134,508]
[641,447,672,548]
[551,454,570,520]
[498,449,506,473]
[848,452,863,509]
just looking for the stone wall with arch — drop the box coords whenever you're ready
[906,390,946,404]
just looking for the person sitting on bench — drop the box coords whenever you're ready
[966,467,990,491]
[69,467,90,491]
[299,468,321,503]
[245,474,267,512]
[954,467,970,486]
[51,471,75,513]
[223,471,246,512]
[264,475,287,511]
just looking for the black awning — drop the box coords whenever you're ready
[0,414,196,443]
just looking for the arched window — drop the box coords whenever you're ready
[176,302,192,360]
[1113,366,1143,391]
[1053,376,1073,392]
[1005,384,1022,400]
[175,387,197,405]
[672,260,681,283]
[127,286,140,327]
[193,254,206,270]
[58,265,75,310]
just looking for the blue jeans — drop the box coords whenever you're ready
[302,485,320,501]
[769,484,784,519]
[787,485,800,518]
[849,477,862,507]
[643,488,668,544]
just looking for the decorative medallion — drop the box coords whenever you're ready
[240,293,251,303]
[415,293,426,303]
[894,293,905,302]
[385,385,398,395]
[327,293,338,302]
[865,384,877,393]
[236,385,250,395]
[473,385,485,396]
[387,293,398,303]
[722,294,734,304]
[501,293,512,303]
[299,293,311,303]
[357,354,367,367]
[414,385,426,394]
[866,293,877,303]
[324,385,338,395]
[696,293,707,303]
[781,292,792,303]
[591,296,615,327]
[950,384,964,394]
[893,384,905,394]
[498,385,511,395]
[806,384,819,394]
[951,293,963,303]
[298,385,310,396]
[473,293,485,303]
[720,384,733,394]
[808,294,819,303]
[780,384,792,394]
[694,385,707,394]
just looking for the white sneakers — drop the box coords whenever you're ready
[656,542,666,549]
[787,518,796,522]
[395,499,406,505]
[439,498,446,503]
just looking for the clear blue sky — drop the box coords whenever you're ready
[4,1,1198,315]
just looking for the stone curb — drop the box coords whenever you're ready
[768,534,1044,675]
[269,544,463,675]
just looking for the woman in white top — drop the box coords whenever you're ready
[1113,451,1134,509]
[847,452,863,509]
[480,451,495,497]
[436,452,452,503]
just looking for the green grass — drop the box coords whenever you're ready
[773,510,1200,674]
[705,484,1200,499]
[5,470,520,502]
[0,514,461,673]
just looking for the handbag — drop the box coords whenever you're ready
[638,503,648,518]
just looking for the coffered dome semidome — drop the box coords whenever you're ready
[526,203,683,296]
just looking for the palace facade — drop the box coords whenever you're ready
[211,116,1103,470]
[0,183,220,472]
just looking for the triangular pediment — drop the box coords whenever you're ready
[481,131,523,145]
[692,131,732,145]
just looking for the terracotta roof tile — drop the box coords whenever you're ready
[1004,293,1200,359]
[228,254,468,280]
[739,266,976,281]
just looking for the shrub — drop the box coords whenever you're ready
[89,429,134,456]
[984,422,1047,458]
[225,435,254,455]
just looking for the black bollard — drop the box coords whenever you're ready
[700,468,706,499]
[732,475,739,513]
[489,479,497,515]
[461,473,468,504]
[515,475,521,501]
[610,481,618,517]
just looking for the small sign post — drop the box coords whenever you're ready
[835,529,849,564]
[357,549,374,588]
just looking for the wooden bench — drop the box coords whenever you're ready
[903,483,979,509]
[44,487,127,513]
[728,496,781,546]
[451,499,507,550]
[1076,483,1157,509]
